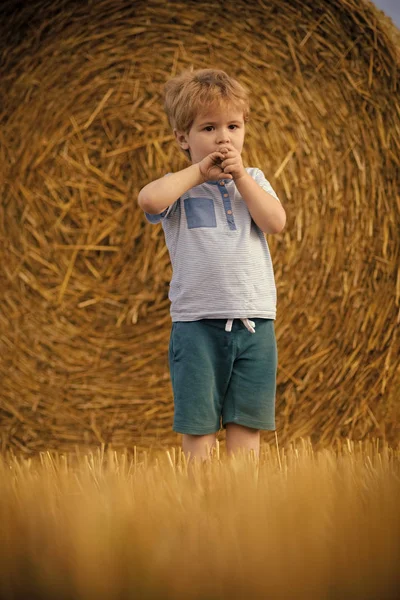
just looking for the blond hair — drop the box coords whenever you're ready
[163,67,250,160]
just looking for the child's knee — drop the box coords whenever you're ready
[182,432,217,458]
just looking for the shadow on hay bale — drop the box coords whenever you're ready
[0,0,399,455]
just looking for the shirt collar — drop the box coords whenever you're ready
[205,178,233,186]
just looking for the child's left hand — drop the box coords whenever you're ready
[220,145,247,181]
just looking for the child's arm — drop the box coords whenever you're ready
[138,164,203,215]
[138,150,230,215]
[235,173,286,234]
[220,144,286,234]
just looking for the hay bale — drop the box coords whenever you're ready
[0,0,399,455]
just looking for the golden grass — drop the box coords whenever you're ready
[1,437,399,599]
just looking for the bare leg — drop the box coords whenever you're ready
[225,423,260,458]
[182,433,217,485]
[182,432,217,465]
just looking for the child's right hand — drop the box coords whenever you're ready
[198,149,233,182]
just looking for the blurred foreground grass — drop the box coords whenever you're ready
[0,437,399,600]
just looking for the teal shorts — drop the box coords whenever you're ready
[169,318,277,435]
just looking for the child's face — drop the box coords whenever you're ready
[175,104,245,164]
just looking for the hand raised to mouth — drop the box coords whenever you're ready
[198,150,234,182]
[218,145,246,181]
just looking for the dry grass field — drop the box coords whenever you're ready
[1,437,399,600]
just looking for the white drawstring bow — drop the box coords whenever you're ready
[225,318,256,334]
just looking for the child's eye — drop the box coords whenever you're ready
[203,125,238,131]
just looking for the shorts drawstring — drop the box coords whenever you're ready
[225,318,256,334]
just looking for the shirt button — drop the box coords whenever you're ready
[227,210,232,215]
[223,193,228,197]
[220,182,225,186]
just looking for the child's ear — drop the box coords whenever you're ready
[174,129,189,150]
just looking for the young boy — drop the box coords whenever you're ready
[138,68,286,464]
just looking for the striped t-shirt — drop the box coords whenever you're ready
[144,167,281,323]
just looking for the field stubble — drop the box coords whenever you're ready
[0,437,399,600]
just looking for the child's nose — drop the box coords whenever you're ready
[216,130,230,143]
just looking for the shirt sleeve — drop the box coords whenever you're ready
[253,168,281,203]
[144,207,171,223]
[143,173,179,224]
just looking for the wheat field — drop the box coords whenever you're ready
[0,437,399,600]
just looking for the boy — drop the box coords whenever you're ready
[138,68,286,464]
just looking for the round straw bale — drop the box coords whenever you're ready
[0,0,399,455]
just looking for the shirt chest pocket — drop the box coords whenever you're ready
[183,197,217,229]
